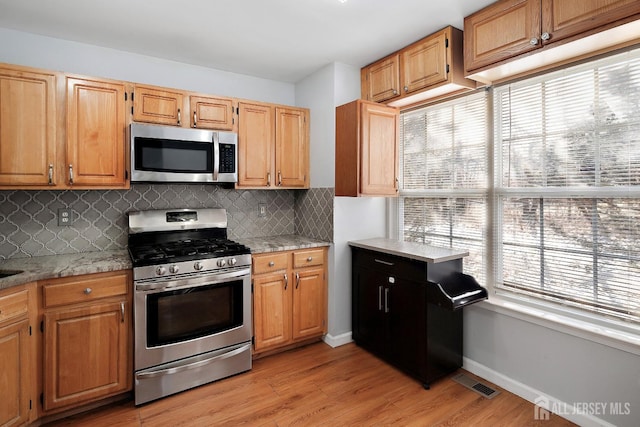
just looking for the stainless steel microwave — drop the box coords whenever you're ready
[130,123,238,183]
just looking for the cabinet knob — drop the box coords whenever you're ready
[268,261,275,267]
[541,32,550,41]
[83,287,92,295]
[193,111,197,128]
[403,86,409,92]
[530,37,539,46]
[48,164,54,185]
[177,108,181,125]
[392,89,398,95]
[307,256,313,262]
[69,164,74,185]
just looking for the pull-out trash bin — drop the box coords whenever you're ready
[427,272,488,310]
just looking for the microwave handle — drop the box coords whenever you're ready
[212,132,219,181]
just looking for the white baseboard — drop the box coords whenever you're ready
[323,331,352,348]
[463,357,618,427]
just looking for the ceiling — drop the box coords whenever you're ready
[0,0,495,83]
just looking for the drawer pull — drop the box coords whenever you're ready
[375,259,394,266]
[121,302,125,323]
[268,261,275,267]
[83,287,92,295]
[307,256,313,262]
[295,272,300,289]
[284,273,288,290]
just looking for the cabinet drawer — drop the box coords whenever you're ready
[253,252,289,275]
[293,248,325,269]
[0,288,28,325]
[42,271,129,308]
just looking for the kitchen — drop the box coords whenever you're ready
[1,0,640,426]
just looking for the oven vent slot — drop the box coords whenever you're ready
[451,373,500,399]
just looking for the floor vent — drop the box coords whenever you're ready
[451,373,500,399]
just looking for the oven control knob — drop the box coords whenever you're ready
[217,259,226,267]
[228,258,237,266]
[156,266,167,276]
[169,265,179,274]
[194,261,204,271]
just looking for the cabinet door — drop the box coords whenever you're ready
[133,85,184,126]
[360,102,398,196]
[0,67,56,187]
[190,95,234,130]
[541,0,640,44]
[292,267,326,340]
[237,102,273,188]
[464,0,541,73]
[352,266,387,355]
[0,319,30,427]
[400,30,448,95]
[43,300,129,411]
[66,77,127,188]
[362,54,400,102]
[275,107,308,188]
[387,279,427,380]
[253,272,291,351]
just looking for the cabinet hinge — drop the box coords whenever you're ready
[29,325,32,336]
[40,320,44,333]
[125,170,129,180]
[131,106,134,115]
[446,64,450,74]
[131,92,134,102]
[251,336,255,345]
[40,393,43,406]
[445,38,449,48]
[124,92,128,102]
[29,399,32,410]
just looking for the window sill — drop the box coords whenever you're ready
[474,295,640,356]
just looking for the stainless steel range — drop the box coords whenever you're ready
[127,208,252,405]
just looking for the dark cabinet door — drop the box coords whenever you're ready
[387,277,427,380]
[352,266,386,355]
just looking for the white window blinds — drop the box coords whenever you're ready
[494,49,640,322]
[399,91,488,284]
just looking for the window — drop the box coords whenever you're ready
[398,48,640,324]
[494,50,640,323]
[399,91,488,284]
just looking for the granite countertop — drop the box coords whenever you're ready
[0,250,132,291]
[0,235,331,291]
[348,237,468,263]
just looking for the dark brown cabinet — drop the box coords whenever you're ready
[351,247,463,388]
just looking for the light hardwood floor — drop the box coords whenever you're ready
[45,342,575,426]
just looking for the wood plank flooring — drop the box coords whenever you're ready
[45,342,575,426]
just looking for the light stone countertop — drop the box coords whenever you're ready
[348,237,468,263]
[0,250,132,291]
[0,235,331,291]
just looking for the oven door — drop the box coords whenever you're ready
[134,267,251,371]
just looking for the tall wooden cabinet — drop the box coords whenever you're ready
[0,65,57,187]
[464,0,640,82]
[41,271,131,413]
[237,101,309,189]
[252,248,327,356]
[335,99,398,197]
[66,76,128,188]
[0,285,33,427]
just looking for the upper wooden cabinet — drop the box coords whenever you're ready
[275,107,309,188]
[0,65,57,188]
[237,101,309,189]
[132,84,184,126]
[66,76,129,188]
[361,26,476,108]
[464,0,640,83]
[335,99,398,197]
[189,95,234,130]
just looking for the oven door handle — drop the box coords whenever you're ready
[135,267,250,292]
[135,343,251,380]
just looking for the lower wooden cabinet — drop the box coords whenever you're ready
[252,247,327,356]
[40,270,132,413]
[0,286,32,427]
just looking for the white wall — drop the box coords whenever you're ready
[0,28,294,105]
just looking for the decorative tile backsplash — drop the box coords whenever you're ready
[0,185,334,259]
